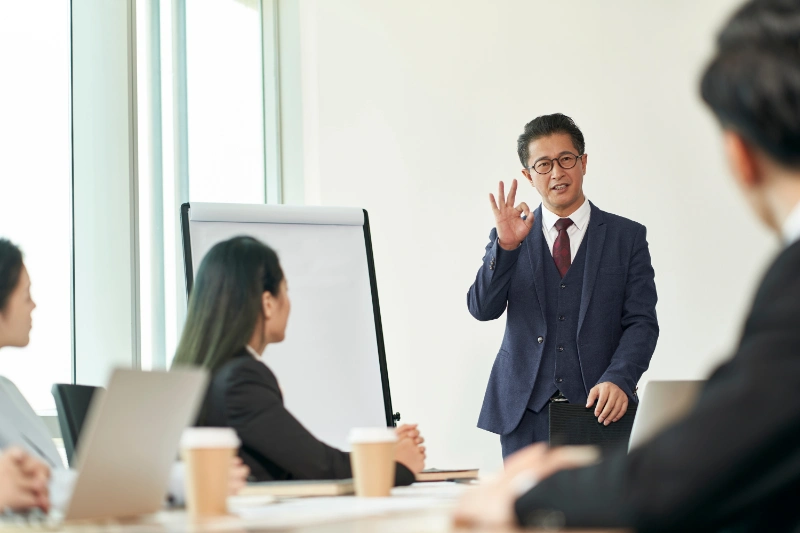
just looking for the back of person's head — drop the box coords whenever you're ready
[0,239,23,314]
[701,0,800,167]
[517,113,586,168]
[172,236,284,374]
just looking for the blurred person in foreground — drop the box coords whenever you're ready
[456,0,800,531]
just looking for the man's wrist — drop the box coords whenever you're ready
[497,237,522,251]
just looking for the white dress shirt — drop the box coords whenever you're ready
[781,200,800,247]
[540,198,592,261]
[246,344,264,362]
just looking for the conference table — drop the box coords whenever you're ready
[0,482,625,533]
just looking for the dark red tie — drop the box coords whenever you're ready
[553,218,574,278]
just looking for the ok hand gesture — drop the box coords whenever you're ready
[489,179,534,250]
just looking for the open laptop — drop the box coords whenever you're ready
[628,380,704,452]
[56,368,208,522]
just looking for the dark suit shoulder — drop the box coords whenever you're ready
[211,351,280,390]
[750,240,800,309]
[592,205,646,233]
[739,240,800,351]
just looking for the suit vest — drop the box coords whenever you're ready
[526,230,589,412]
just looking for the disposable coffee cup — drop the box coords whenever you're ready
[180,427,240,518]
[348,428,397,497]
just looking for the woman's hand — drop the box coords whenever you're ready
[395,424,424,446]
[228,456,250,495]
[0,447,50,512]
[395,437,425,474]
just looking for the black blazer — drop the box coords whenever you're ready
[200,351,415,486]
[515,240,800,533]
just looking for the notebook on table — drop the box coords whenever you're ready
[549,403,637,452]
[239,479,355,498]
[416,469,479,482]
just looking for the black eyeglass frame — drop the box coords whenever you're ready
[527,152,585,175]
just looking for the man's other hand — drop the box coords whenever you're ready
[586,381,628,425]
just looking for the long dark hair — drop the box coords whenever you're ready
[172,236,284,374]
[0,239,24,313]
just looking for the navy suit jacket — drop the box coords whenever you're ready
[467,203,659,436]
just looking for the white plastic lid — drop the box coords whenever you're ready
[348,427,397,444]
[180,427,240,449]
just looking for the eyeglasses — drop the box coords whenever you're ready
[528,153,583,175]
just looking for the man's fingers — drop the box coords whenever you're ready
[595,387,610,418]
[520,203,534,228]
[598,395,616,424]
[597,393,617,425]
[489,193,500,215]
[604,399,623,426]
[586,388,598,408]
[498,181,506,206]
[605,399,622,425]
[506,179,518,207]
[612,400,629,423]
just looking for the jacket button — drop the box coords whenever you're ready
[537,336,544,344]
[556,378,563,383]
[558,315,565,321]
[557,346,564,352]
[560,283,566,289]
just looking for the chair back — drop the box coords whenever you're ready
[51,383,102,466]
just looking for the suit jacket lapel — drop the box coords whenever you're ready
[578,202,606,336]
[525,206,547,323]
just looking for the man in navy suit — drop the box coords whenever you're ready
[467,114,659,457]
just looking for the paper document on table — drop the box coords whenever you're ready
[231,483,463,529]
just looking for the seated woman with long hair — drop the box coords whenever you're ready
[172,236,425,484]
[0,238,247,512]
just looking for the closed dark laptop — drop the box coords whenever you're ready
[549,403,637,452]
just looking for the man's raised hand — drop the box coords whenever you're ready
[489,179,534,250]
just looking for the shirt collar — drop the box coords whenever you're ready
[781,200,800,247]
[245,344,263,361]
[541,197,591,231]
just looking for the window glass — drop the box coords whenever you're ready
[0,1,73,413]
[186,0,265,203]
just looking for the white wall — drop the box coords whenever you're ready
[294,0,779,475]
